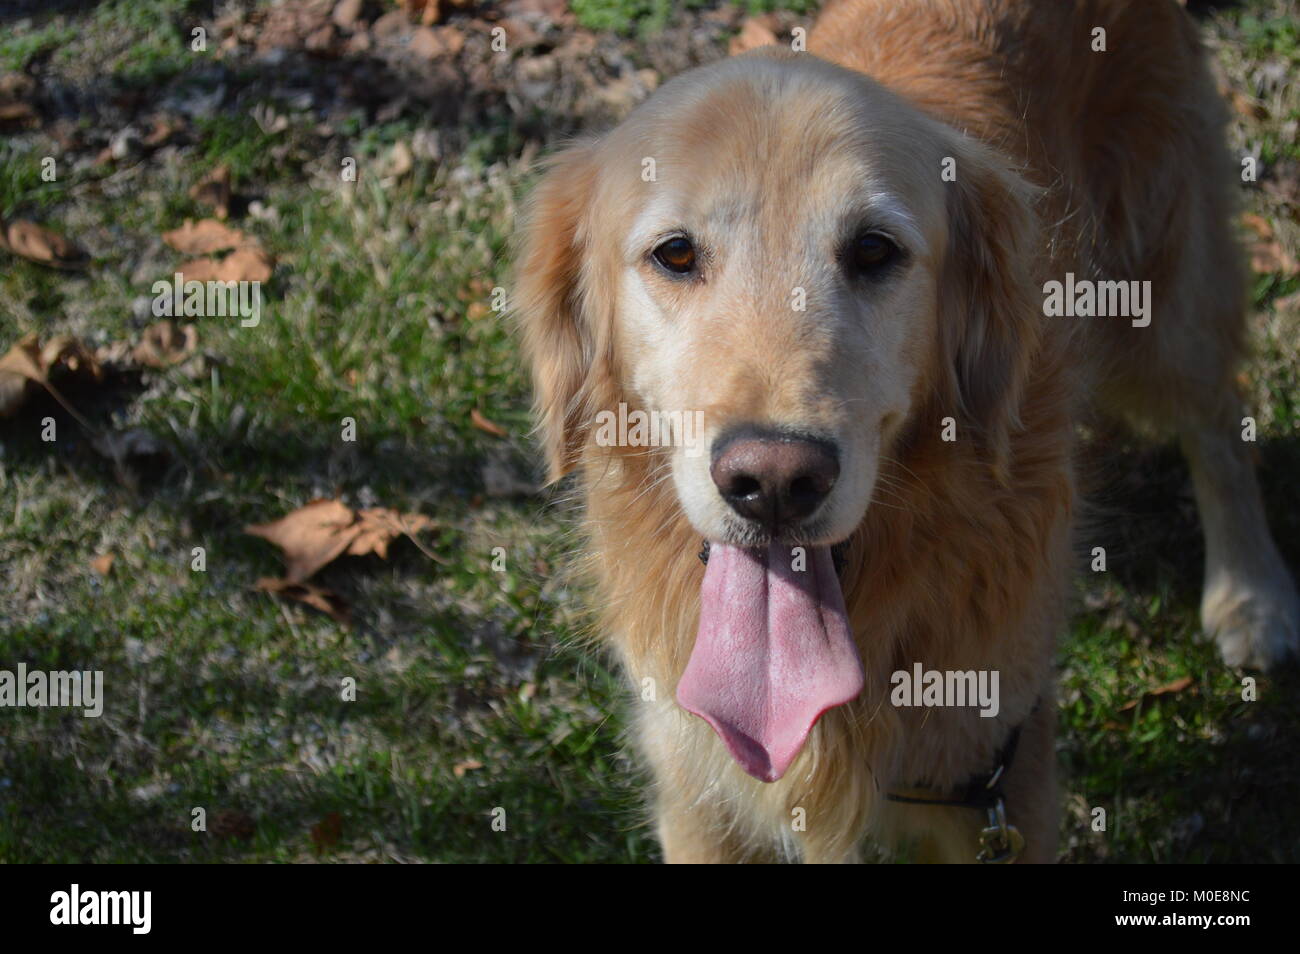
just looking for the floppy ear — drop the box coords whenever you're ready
[938,138,1043,481]
[512,140,614,483]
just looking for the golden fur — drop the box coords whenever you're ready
[512,0,1299,863]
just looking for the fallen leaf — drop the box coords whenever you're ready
[90,554,115,576]
[247,499,436,583]
[162,218,254,255]
[189,164,232,220]
[40,335,102,381]
[471,407,507,438]
[0,333,100,421]
[347,507,436,561]
[1118,675,1194,712]
[180,245,274,283]
[0,335,48,416]
[453,759,484,778]
[0,219,88,270]
[134,322,198,369]
[729,16,778,56]
[246,498,362,583]
[255,577,352,623]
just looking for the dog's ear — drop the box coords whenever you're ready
[512,140,613,483]
[938,138,1042,481]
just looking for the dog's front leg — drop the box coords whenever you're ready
[654,793,762,864]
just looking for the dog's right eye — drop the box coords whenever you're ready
[652,237,697,275]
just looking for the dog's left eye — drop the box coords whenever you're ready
[846,232,901,274]
[652,237,697,275]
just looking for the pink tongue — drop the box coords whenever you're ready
[677,542,863,782]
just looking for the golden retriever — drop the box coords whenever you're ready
[512,0,1299,863]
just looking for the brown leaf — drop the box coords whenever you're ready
[41,335,102,381]
[246,499,362,583]
[90,554,115,577]
[162,218,254,255]
[347,507,436,561]
[470,407,507,438]
[180,246,275,283]
[189,164,232,220]
[729,17,778,56]
[134,322,198,369]
[0,219,88,270]
[452,759,484,778]
[1118,675,1194,712]
[255,577,352,623]
[0,333,100,419]
[248,499,436,587]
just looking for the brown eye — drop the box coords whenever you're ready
[653,237,697,274]
[848,232,900,274]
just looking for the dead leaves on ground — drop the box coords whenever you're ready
[0,218,88,270]
[162,217,274,283]
[246,499,437,622]
[0,333,102,421]
[133,321,199,369]
[1,323,199,420]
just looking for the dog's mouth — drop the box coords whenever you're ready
[678,541,864,783]
[698,539,851,576]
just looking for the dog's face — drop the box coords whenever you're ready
[516,49,1039,549]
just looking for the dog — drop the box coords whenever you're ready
[512,0,1300,863]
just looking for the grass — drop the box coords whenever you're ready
[1,0,1299,863]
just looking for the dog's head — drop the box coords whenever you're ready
[514,49,1043,781]
[516,48,1039,548]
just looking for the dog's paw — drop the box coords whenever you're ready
[1200,567,1300,670]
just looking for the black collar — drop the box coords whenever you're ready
[884,719,1023,811]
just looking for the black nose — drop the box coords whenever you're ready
[710,429,839,532]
